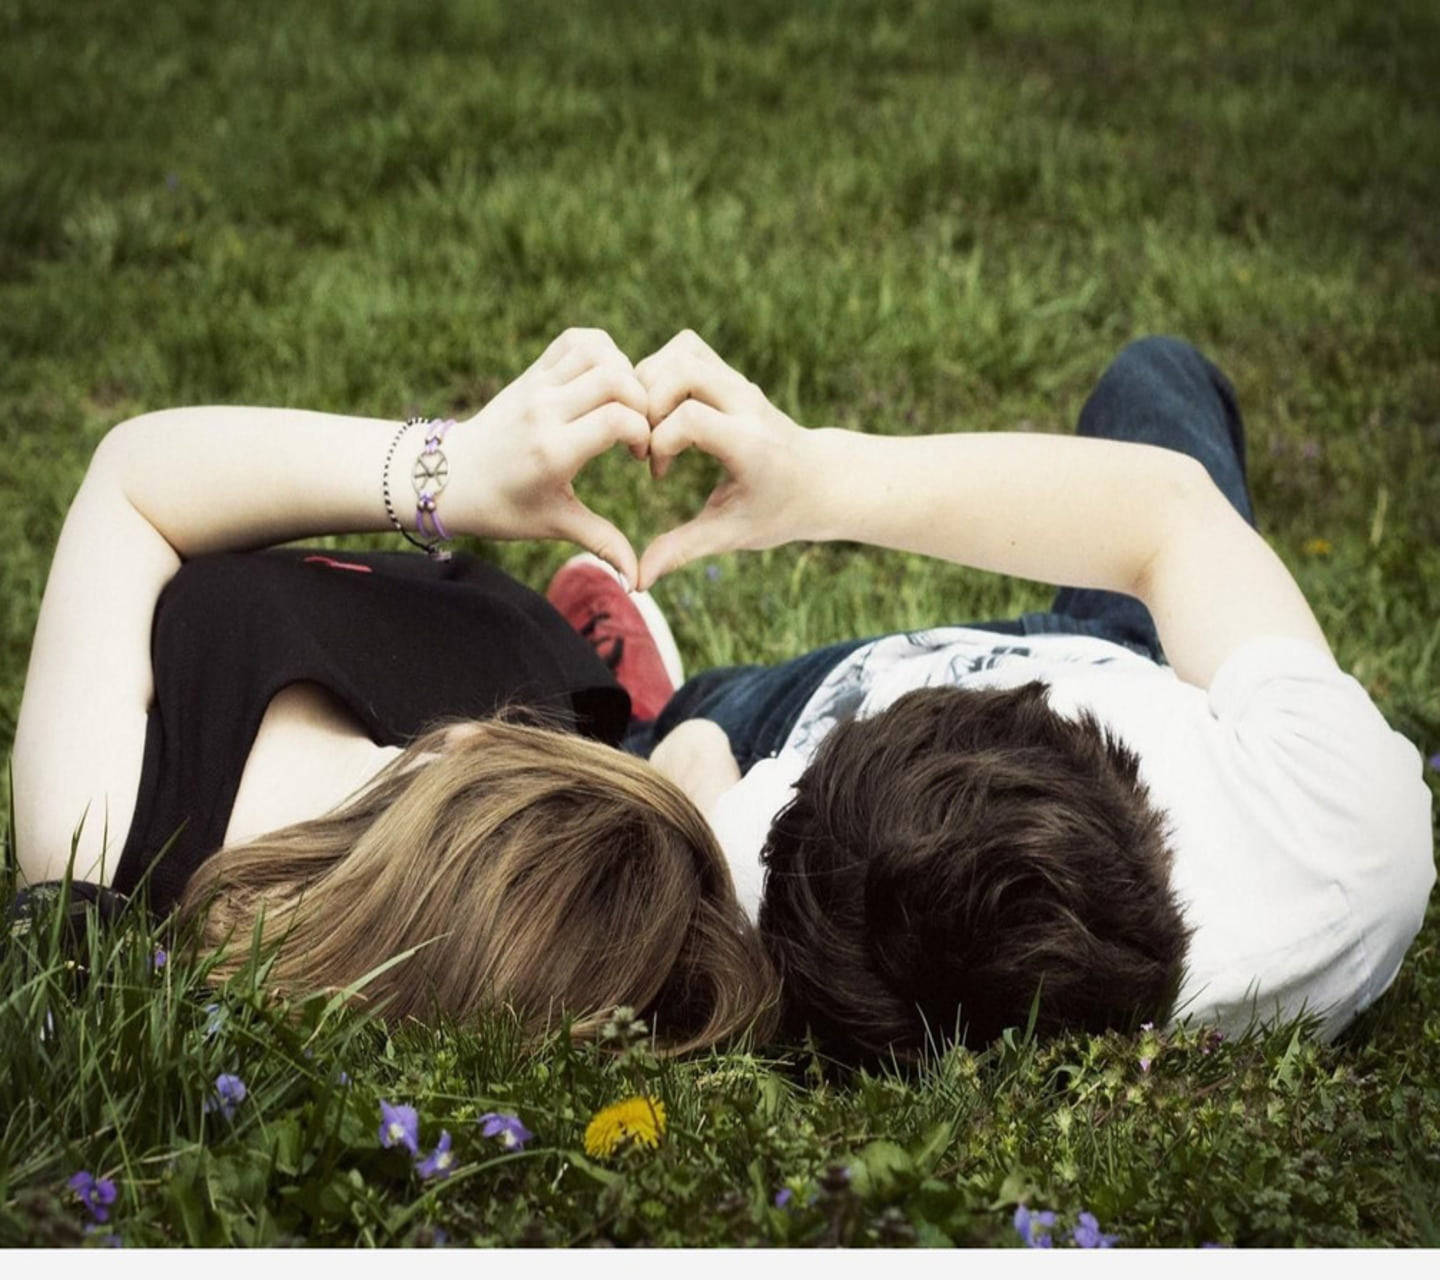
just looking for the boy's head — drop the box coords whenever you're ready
[758,682,1190,1063]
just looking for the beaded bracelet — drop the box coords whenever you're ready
[382,416,457,560]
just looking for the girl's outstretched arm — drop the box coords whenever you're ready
[12,328,649,885]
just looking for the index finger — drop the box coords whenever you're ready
[641,353,756,427]
[648,398,736,480]
[633,329,708,382]
[634,328,734,392]
[538,326,621,371]
[564,401,653,469]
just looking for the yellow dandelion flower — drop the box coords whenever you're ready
[1303,537,1333,556]
[583,1096,667,1158]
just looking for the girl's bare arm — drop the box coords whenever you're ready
[12,329,649,885]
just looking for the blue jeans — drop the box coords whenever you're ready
[625,337,1257,772]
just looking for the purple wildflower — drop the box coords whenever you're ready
[1072,1212,1118,1248]
[1427,752,1440,774]
[1014,1205,1056,1248]
[416,1131,455,1181]
[774,1188,793,1209]
[335,1070,351,1087]
[215,1073,246,1103]
[85,1224,123,1247]
[68,1171,118,1224]
[1139,1057,1152,1073]
[151,948,167,970]
[204,1073,247,1121]
[1201,1029,1224,1055]
[478,1112,532,1151]
[380,1101,420,1156]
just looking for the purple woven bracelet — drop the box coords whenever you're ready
[382,416,457,560]
[415,418,455,542]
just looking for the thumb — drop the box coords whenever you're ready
[552,501,639,589]
[637,509,736,592]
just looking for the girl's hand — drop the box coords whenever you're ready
[634,330,818,591]
[461,327,651,584]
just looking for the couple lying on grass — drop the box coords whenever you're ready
[12,329,1434,1063]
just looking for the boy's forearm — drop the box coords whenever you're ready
[801,428,1206,598]
[91,407,476,560]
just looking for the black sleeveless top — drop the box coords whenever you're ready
[111,547,629,914]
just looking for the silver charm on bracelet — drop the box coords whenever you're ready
[384,416,456,560]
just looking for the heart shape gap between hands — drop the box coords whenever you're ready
[459,328,813,593]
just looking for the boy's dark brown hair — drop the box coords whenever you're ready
[758,683,1190,1063]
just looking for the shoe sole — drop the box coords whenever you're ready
[558,554,685,688]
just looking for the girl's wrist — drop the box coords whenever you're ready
[430,412,500,543]
[383,411,507,549]
[382,418,446,554]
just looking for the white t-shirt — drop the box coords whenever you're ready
[710,629,1435,1042]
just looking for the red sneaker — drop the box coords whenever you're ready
[545,554,684,722]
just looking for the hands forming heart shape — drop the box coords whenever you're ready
[460,327,819,593]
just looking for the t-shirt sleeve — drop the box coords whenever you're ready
[1206,636,1435,1016]
[708,754,809,925]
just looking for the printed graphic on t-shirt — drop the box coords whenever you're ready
[784,628,1123,760]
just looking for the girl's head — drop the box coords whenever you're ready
[178,715,777,1052]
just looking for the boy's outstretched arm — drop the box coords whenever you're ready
[635,331,1330,690]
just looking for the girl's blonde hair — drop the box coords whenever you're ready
[177,714,777,1052]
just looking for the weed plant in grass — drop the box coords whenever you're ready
[2,0,1438,1247]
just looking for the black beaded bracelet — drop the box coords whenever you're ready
[383,416,455,560]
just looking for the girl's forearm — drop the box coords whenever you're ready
[802,428,1206,599]
[91,407,479,559]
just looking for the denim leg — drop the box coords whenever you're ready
[1035,336,1258,663]
[625,622,1043,769]
[624,637,876,772]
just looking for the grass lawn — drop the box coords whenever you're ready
[2,0,1438,1247]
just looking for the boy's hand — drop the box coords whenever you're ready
[634,330,818,590]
